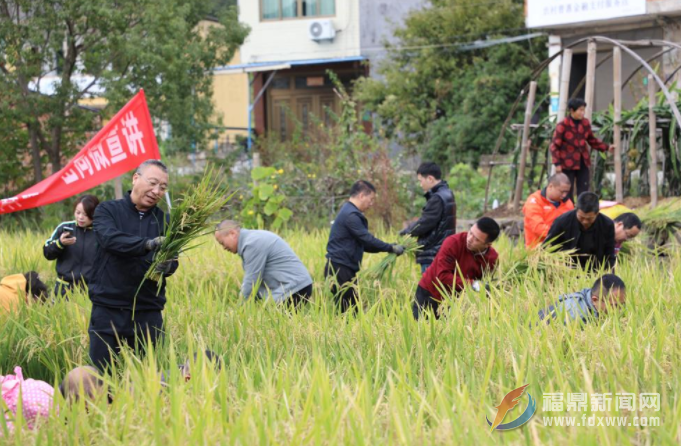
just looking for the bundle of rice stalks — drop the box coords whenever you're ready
[495,242,577,287]
[145,165,232,284]
[640,198,681,246]
[364,235,421,281]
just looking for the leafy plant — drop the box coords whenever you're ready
[240,166,292,229]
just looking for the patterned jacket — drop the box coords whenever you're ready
[550,116,608,170]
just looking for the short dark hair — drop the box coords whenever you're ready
[23,271,47,302]
[74,195,100,220]
[200,350,222,371]
[416,162,442,180]
[576,192,599,213]
[349,180,376,197]
[136,159,168,174]
[568,98,587,112]
[591,274,625,296]
[614,212,642,230]
[476,217,500,243]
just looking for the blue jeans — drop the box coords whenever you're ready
[420,263,431,274]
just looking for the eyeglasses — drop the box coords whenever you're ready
[139,174,168,192]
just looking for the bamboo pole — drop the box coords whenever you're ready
[648,75,658,208]
[513,81,537,212]
[584,41,597,121]
[613,47,623,202]
[557,49,573,123]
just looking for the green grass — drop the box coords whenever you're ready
[0,229,679,445]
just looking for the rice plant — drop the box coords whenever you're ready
[363,235,421,281]
[145,165,233,284]
[639,198,681,247]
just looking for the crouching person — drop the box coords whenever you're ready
[214,220,313,307]
[413,217,500,320]
[0,272,48,314]
[59,366,105,402]
[1,366,54,433]
[537,274,626,326]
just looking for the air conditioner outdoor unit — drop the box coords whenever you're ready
[308,19,336,41]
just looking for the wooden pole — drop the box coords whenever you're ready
[613,47,623,202]
[114,176,123,199]
[584,41,597,121]
[585,41,598,186]
[648,74,658,208]
[513,81,537,212]
[557,49,573,123]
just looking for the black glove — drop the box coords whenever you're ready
[392,244,405,256]
[154,260,174,275]
[145,236,165,252]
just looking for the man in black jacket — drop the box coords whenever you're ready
[400,162,456,273]
[544,192,616,270]
[88,160,179,372]
[325,180,405,312]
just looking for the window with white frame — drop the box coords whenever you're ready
[261,0,335,20]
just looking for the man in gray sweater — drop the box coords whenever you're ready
[214,220,313,306]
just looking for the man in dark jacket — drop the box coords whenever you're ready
[550,98,614,202]
[544,192,616,270]
[325,180,405,312]
[88,160,179,372]
[401,162,456,273]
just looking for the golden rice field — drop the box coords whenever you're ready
[1,228,680,445]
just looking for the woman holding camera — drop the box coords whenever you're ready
[43,195,100,298]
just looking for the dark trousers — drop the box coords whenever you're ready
[420,263,431,275]
[288,283,313,309]
[412,285,441,320]
[54,281,71,299]
[54,280,84,299]
[563,158,590,203]
[88,304,164,373]
[324,260,358,313]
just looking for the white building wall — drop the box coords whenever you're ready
[358,0,425,78]
[239,0,361,64]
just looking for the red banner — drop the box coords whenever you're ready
[0,90,160,215]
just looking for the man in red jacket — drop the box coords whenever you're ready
[550,98,614,202]
[413,217,500,320]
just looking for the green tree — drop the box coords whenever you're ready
[355,0,546,168]
[0,0,248,183]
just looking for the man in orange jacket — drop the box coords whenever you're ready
[523,173,574,248]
